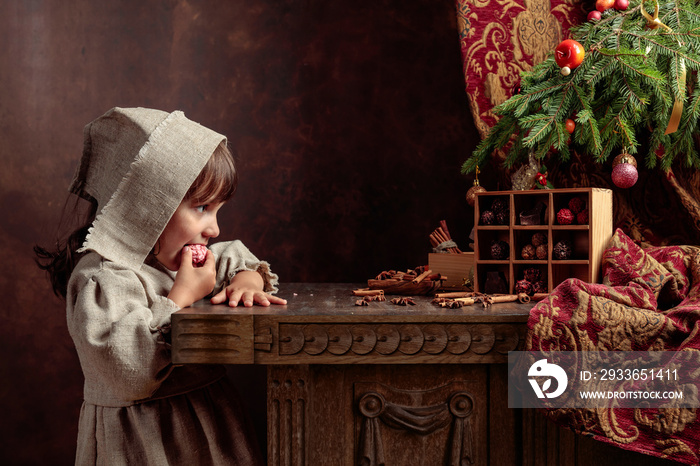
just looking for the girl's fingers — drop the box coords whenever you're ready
[179,247,193,269]
[268,295,288,305]
[228,290,244,307]
[254,293,287,307]
[210,286,288,308]
[203,250,215,267]
[210,288,227,304]
[240,291,255,307]
[254,292,271,307]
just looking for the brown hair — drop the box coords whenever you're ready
[34,198,98,299]
[35,141,238,298]
[185,141,238,204]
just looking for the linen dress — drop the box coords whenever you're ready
[63,107,278,465]
[67,241,276,465]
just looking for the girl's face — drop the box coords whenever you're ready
[155,197,224,271]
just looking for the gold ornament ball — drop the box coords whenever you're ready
[466,185,486,207]
[612,153,637,169]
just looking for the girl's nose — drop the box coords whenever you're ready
[204,218,220,239]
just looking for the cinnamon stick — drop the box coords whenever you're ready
[412,269,433,284]
[451,298,476,306]
[517,293,549,303]
[435,291,475,298]
[485,294,520,304]
[454,297,475,305]
[429,221,462,254]
[439,220,451,238]
[353,289,385,297]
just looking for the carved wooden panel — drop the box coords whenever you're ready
[268,365,309,466]
[171,315,254,364]
[266,322,523,363]
[354,381,480,465]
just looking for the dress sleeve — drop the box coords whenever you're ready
[66,260,179,403]
[209,240,280,295]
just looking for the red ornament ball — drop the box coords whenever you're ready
[565,118,576,134]
[615,0,629,9]
[588,10,602,21]
[577,208,589,225]
[596,0,614,11]
[612,163,638,188]
[555,40,585,70]
[557,208,575,225]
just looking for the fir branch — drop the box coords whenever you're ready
[668,54,687,102]
[523,117,556,147]
[577,110,603,153]
[462,0,700,174]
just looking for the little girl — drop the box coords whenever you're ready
[36,107,286,465]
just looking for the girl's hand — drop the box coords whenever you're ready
[210,270,287,307]
[167,247,217,308]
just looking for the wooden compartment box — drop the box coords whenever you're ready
[473,188,613,294]
[428,252,474,289]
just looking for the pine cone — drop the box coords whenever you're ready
[531,232,547,247]
[536,244,548,260]
[480,210,495,225]
[491,198,508,214]
[490,240,509,260]
[496,209,509,225]
[521,244,536,260]
[553,240,573,260]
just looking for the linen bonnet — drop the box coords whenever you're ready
[69,107,226,269]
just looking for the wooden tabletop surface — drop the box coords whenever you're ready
[175,283,536,323]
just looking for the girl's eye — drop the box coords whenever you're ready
[195,205,207,213]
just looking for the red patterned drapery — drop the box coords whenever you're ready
[527,229,700,464]
[456,0,583,137]
[455,0,700,246]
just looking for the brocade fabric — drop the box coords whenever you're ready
[527,229,700,464]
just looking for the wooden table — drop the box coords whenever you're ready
[173,284,694,466]
[172,283,533,465]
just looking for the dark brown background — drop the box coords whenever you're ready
[0,1,480,463]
